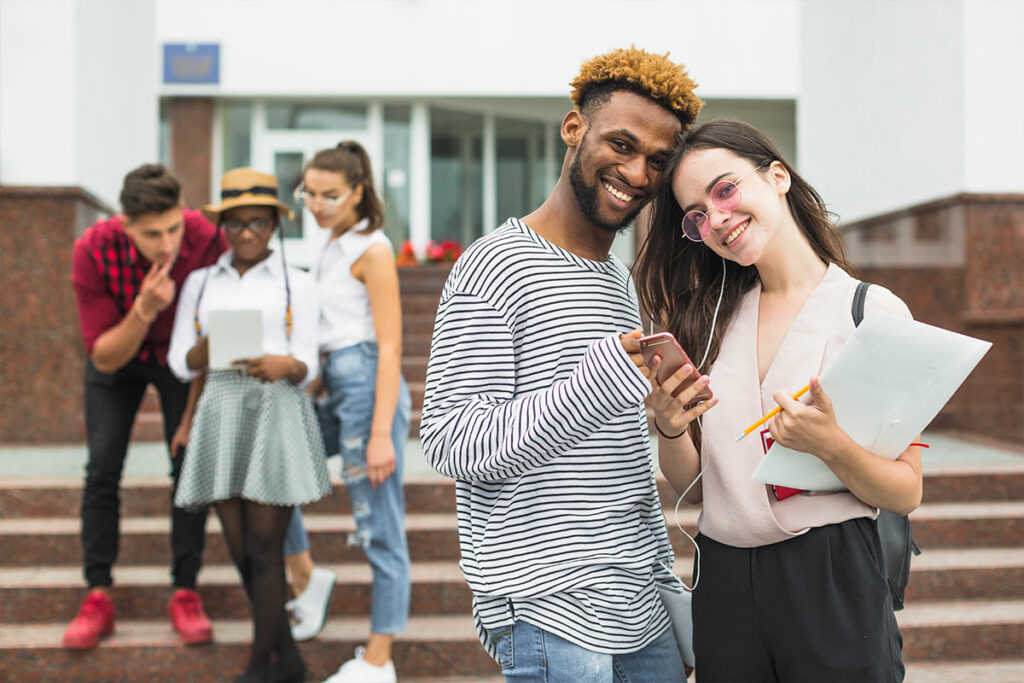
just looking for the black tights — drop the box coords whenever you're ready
[216,499,301,678]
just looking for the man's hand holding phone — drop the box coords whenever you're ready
[619,329,651,381]
[640,333,718,438]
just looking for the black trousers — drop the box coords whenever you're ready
[693,518,904,683]
[82,358,208,588]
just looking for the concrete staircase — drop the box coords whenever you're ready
[1,461,1022,681]
[9,263,1023,680]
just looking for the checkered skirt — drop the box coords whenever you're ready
[174,371,330,510]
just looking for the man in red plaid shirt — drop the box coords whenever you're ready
[66,164,227,649]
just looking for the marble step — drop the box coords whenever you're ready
[0,473,455,519]
[896,599,1024,661]
[2,602,1021,681]
[0,513,462,567]
[4,546,1021,625]
[4,464,1022,520]
[3,499,1023,567]
[0,561,476,623]
[0,615,499,681]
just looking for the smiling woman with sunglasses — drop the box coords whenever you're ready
[634,120,922,682]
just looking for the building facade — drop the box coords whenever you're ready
[1,0,1021,443]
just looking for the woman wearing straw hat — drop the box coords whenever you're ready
[168,168,330,683]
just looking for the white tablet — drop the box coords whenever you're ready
[207,309,263,370]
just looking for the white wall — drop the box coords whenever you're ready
[0,0,158,207]
[73,0,159,208]
[0,0,78,186]
[11,0,1019,219]
[962,0,1024,193]
[799,0,1024,224]
[156,0,800,99]
[798,0,967,224]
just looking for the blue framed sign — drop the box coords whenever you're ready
[163,44,220,84]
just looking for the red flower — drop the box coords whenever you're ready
[439,239,462,262]
[396,239,418,267]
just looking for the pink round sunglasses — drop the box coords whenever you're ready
[681,162,768,241]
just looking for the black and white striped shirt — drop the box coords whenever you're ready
[421,218,673,659]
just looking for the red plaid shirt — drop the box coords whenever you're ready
[72,209,226,366]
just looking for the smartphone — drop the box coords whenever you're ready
[638,332,712,402]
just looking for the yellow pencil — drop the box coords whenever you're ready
[734,384,811,441]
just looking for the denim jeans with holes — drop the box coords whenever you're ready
[319,342,411,634]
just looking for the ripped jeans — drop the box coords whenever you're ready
[319,342,412,634]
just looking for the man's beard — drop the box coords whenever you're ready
[568,147,643,234]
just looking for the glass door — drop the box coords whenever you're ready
[254,129,377,269]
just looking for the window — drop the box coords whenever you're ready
[383,105,411,247]
[158,100,171,166]
[274,152,304,239]
[266,103,367,130]
[431,108,483,246]
[496,117,546,222]
[222,101,252,170]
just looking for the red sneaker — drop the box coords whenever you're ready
[63,590,115,649]
[168,588,213,645]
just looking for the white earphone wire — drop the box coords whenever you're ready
[667,256,726,592]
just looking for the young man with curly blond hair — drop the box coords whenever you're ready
[422,47,701,680]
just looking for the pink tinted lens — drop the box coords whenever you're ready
[681,211,709,241]
[711,180,741,211]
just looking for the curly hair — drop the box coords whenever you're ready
[570,46,703,127]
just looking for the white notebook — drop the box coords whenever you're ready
[207,309,263,371]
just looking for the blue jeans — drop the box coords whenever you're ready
[283,506,308,557]
[317,342,412,634]
[490,620,685,682]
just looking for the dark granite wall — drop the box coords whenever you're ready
[169,98,213,210]
[0,187,111,442]
[856,195,1023,444]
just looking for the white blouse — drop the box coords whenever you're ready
[168,249,320,386]
[310,219,393,354]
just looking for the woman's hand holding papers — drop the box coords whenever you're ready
[769,377,844,458]
[236,355,307,385]
[770,377,924,514]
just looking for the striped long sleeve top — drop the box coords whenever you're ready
[420,218,673,659]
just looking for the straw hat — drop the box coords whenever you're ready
[202,168,294,224]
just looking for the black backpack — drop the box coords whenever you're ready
[852,281,922,611]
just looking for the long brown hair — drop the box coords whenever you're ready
[306,140,384,231]
[633,120,854,372]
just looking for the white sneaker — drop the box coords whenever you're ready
[323,646,397,683]
[289,567,336,642]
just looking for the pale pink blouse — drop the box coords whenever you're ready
[698,263,912,548]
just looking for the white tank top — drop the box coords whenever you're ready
[311,218,394,353]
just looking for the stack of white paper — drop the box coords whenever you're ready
[751,310,992,491]
[207,309,263,371]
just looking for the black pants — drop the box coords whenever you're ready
[81,358,208,588]
[693,518,904,683]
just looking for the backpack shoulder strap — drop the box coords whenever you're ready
[852,281,871,327]
[852,279,921,611]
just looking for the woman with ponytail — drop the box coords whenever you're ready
[298,141,411,683]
